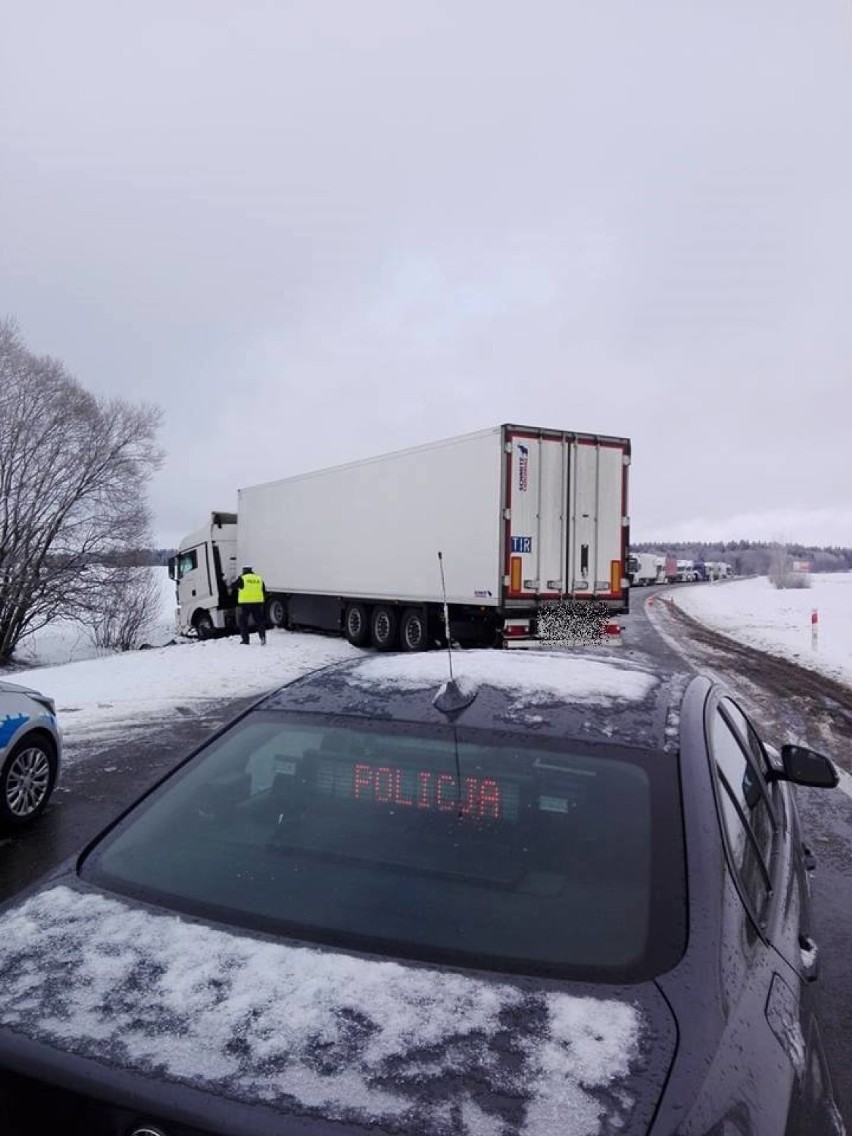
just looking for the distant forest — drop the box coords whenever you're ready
[112,544,852,577]
[631,541,852,576]
[101,548,176,567]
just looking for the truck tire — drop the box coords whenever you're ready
[194,612,215,640]
[370,606,399,651]
[266,597,287,628]
[400,608,427,652]
[345,603,370,647]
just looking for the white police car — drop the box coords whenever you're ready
[0,680,62,831]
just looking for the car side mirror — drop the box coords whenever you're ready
[768,744,840,789]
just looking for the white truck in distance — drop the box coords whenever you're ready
[627,552,663,587]
[169,424,631,650]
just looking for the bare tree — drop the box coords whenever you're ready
[84,566,164,652]
[768,544,811,590]
[0,320,164,663]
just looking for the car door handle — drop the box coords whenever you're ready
[799,935,819,982]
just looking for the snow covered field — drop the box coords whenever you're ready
[13,568,181,668]
[670,573,852,689]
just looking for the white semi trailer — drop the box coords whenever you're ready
[169,424,631,650]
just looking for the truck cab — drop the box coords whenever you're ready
[168,512,238,638]
[627,552,661,587]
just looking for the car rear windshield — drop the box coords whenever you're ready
[82,711,686,981]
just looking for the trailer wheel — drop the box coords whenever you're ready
[400,608,427,652]
[345,603,370,647]
[370,606,398,651]
[266,597,287,628]
[194,612,215,640]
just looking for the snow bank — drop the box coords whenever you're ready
[671,574,852,689]
[11,632,361,756]
[3,567,362,756]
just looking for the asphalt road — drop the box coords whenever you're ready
[0,694,260,893]
[2,587,851,1125]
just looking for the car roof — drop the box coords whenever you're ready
[259,649,694,753]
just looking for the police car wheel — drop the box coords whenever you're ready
[0,735,57,830]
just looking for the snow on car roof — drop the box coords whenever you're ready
[0,885,646,1135]
[346,651,659,709]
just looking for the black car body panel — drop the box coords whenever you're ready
[0,878,678,1135]
[651,676,844,1136]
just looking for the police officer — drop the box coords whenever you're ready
[235,565,267,645]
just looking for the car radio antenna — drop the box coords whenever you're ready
[438,550,454,682]
[438,551,467,815]
[433,552,477,716]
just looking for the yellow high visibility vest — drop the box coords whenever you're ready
[237,573,264,604]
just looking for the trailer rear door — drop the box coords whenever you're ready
[503,428,629,605]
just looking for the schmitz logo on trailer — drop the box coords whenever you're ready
[517,444,529,491]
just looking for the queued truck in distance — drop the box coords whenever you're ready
[627,552,663,587]
[169,424,631,650]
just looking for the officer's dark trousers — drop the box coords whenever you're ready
[238,603,267,643]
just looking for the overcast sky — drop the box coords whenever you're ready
[3,1,851,549]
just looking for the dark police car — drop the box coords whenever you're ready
[0,651,844,1135]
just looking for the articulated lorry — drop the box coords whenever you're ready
[169,424,631,650]
[627,552,663,587]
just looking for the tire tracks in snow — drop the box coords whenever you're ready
[644,594,852,776]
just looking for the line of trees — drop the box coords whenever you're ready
[0,319,164,663]
[631,541,852,577]
[72,547,175,567]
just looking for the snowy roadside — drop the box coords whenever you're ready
[5,568,364,760]
[668,574,852,690]
[643,586,852,802]
[13,633,364,760]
